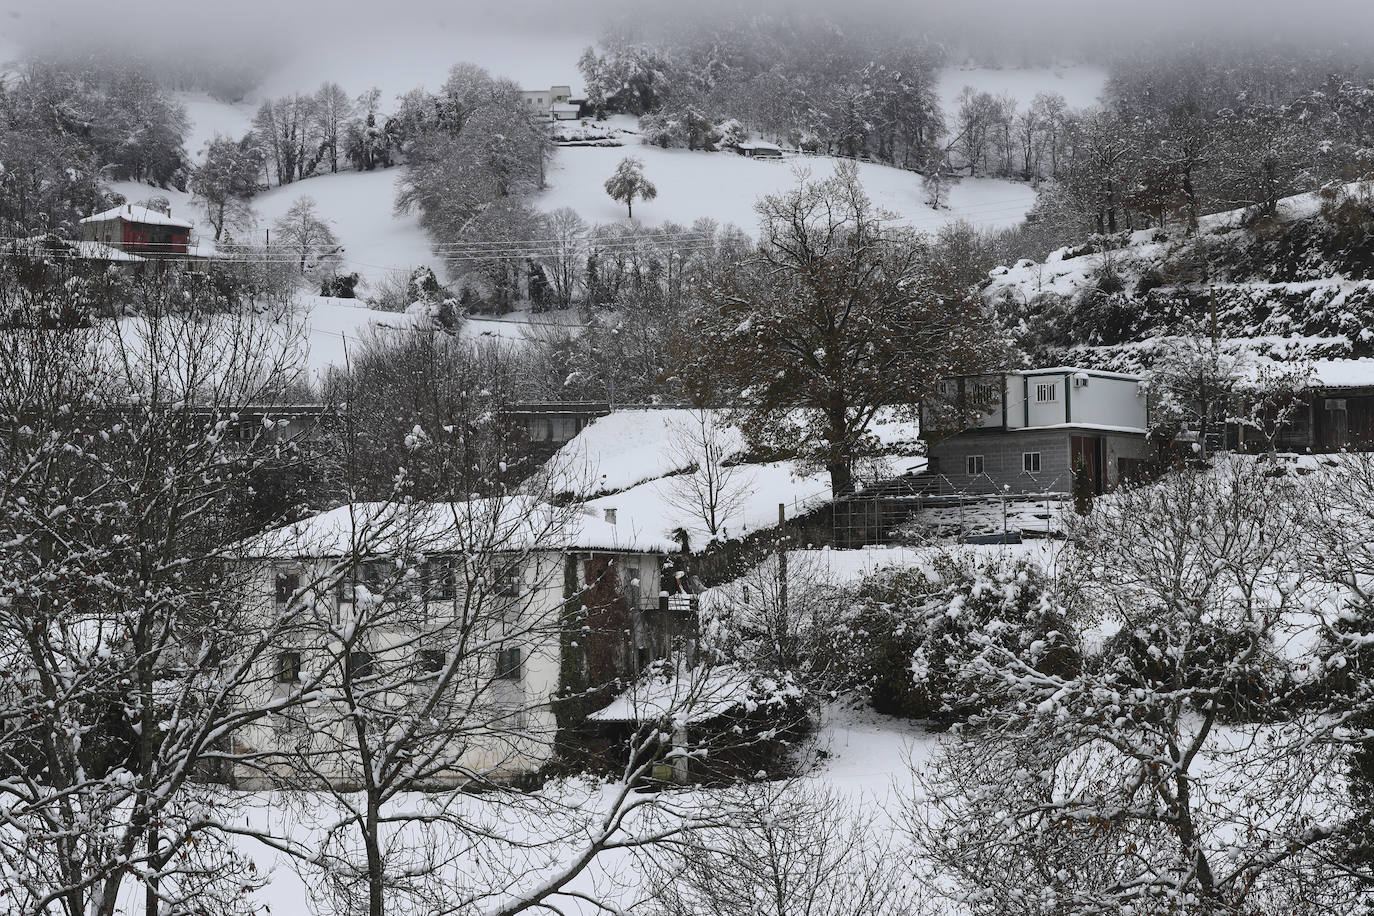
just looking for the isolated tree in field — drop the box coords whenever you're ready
[678,162,999,496]
[191,133,265,241]
[273,195,342,278]
[604,156,658,218]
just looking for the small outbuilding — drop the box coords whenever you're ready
[735,141,785,159]
[80,204,194,257]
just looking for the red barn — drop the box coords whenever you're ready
[79,204,194,257]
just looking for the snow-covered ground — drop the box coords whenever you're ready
[552,407,924,548]
[173,91,256,161]
[537,145,1038,232]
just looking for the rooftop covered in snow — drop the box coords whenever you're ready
[81,204,194,229]
[236,498,680,559]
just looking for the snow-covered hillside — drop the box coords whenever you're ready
[983,181,1374,369]
[537,145,1037,232]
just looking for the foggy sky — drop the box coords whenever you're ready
[4,0,1374,72]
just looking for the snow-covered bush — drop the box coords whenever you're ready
[839,553,1078,721]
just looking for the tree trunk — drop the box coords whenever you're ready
[366,790,385,916]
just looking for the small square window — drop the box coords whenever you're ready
[419,649,446,673]
[1023,452,1041,473]
[495,562,522,598]
[496,647,522,681]
[346,650,375,682]
[1035,383,1058,403]
[274,572,300,605]
[967,455,985,475]
[276,651,301,683]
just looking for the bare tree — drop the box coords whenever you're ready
[273,195,343,280]
[0,279,362,916]
[638,781,926,916]
[905,460,1351,915]
[538,207,588,309]
[659,409,750,541]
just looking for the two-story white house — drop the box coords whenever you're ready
[921,367,1152,495]
[522,85,574,119]
[226,499,679,789]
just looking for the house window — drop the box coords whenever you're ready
[1023,452,1042,473]
[274,571,300,605]
[937,379,958,399]
[1035,382,1058,403]
[419,649,446,673]
[495,562,522,597]
[276,651,302,683]
[346,650,375,682]
[424,559,457,601]
[496,647,523,681]
[967,455,985,475]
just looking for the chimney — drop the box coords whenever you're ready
[603,508,617,526]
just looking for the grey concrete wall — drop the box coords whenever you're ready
[927,428,1149,494]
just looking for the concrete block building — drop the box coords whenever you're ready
[921,367,1152,495]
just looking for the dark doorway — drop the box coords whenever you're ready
[1071,435,1106,495]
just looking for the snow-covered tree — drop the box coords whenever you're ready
[191,133,265,241]
[907,460,1350,915]
[678,162,1000,496]
[604,156,658,219]
[272,195,342,279]
[0,283,338,916]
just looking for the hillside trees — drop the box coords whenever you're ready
[0,62,187,234]
[677,162,999,496]
[395,64,551,299]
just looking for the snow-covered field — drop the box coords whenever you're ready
[537,144,1037,232]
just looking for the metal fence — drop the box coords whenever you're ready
[831,471,1072,548]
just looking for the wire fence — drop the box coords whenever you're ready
[832,470,1072,548]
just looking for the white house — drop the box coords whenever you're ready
[522,85,573,118]
[921,367,1152,494]
[226,499,679,789]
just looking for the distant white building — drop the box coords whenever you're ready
[226,499,680,789]
[921,367,1152,495]
[522,85,573,118]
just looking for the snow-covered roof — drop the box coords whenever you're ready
[81,204,194,229]
[551,102,580,113]
[17,237,147,262]
[237,498,679,559]
[1305,359,1374,390]
[588,664,762,724]
[737,141,783,152]
[1013,366,1143,382]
